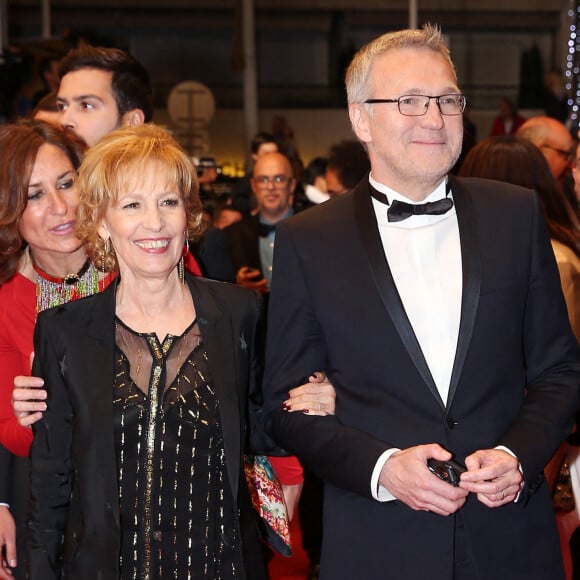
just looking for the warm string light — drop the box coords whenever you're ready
[566,1,580,128]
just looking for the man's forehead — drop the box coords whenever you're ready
[254,157,292,177]
[370,47,457,88]
[58,68,115,100]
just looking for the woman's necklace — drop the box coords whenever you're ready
[32,256,100,312]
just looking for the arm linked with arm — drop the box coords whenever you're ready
[263,221,391,498]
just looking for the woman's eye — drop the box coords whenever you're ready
[162,198,180,207]
[122,202,139,210]
[58,179,74,190]
[27,190,43,201]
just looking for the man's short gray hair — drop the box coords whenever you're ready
[345,24,457,105]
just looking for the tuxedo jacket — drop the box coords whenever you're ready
[264,176,580,580]
[224,214,263,276]
[27,274,267,580]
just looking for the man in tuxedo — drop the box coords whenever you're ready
[224,151,296,294]
[263,25,580,579]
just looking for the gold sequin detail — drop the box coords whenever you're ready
[113,319,242,579]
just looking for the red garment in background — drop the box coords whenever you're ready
[490,114,526,137]
[268,455,304,486]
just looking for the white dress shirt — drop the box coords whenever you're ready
[367,174,462,501]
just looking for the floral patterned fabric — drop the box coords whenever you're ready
[244,454,292,557]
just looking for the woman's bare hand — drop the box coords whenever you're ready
[12,375,46,428]
[283,372,336,416]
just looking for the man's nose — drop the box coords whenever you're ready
[60,108,74,129]
[421,99,445,128]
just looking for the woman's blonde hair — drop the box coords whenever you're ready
[76,124,205,272]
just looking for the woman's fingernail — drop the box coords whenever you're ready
[281,403,289,410]
[303,409,310,414]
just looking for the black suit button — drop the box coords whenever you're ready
[446,417,457,430]
[152,530,162,541]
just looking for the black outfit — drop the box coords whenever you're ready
[27,274,268,580]
[193,225,236,283]
[114,320,242,579]
[224,214,263,277]
[0,444,27,580]
[264,176,580,579]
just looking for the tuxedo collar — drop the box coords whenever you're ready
[353,176,481,410]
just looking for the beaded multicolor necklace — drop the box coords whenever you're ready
[32,256,100,312]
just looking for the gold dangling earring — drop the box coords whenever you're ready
[99,238,110,291]
[178,256,184,285]
[178,236,188,285]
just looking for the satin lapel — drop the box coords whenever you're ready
[186,276,241,500]
[353,182,442,407]
[446,176,481,409]
[84,279,120,529]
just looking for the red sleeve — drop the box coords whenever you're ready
[0,276,36,456]
[268,455,304,485]
[0,350,33,456]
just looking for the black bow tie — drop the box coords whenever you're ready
[258,222,277,237]
[370,186,454,222]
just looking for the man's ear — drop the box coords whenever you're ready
[349,103,372,145]
[121,108,145,127]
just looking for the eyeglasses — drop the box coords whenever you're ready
[541,144,575,163]
[254,175,291,187]
[364,94,466,117]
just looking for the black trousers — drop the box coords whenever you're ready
[298,469,324,564]
[0,446,28,580]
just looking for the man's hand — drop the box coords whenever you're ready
[235,267,268,293]
[12,374,46,428]
[379,444,468,515]
[0,506,16,578]
[459,448,523,507]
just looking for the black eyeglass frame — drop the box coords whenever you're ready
[364,94,467,117]
[254,174,292,186]
[541,144,575,163]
